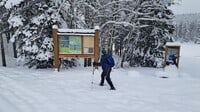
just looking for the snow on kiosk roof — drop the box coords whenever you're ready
[58,29,95,36]
[53,25,100,36]
[166,42,181,47]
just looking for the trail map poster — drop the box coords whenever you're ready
[59,35,82,54]
[83,36,94,54]
[167,48,179,57]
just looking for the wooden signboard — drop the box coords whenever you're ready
[164,42,181,68]
[52,25,100,71]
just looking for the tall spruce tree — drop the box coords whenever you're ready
[123,0,175,67]
[6,0,67,68]
[197,22,200,43]
[173,14,200,43]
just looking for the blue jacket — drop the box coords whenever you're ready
[100,54,112,70]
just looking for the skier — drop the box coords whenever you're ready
[93,49,116,90]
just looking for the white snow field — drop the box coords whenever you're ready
[0,43,200,112]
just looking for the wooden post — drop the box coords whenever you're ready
[177,46,181,68]
[94,26,100,68]
[163,47,168,68]
[52,25,59,71]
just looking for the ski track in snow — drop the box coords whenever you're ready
[0,43,200,112]
[0,72,60,112]
[0,67,200,112]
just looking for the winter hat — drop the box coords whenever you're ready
[102,49,107,54]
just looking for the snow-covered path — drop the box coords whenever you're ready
[0,43,200,112]
[0,66,200,112]
[0,68,60,112]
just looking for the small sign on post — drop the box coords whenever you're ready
[164,42,181,68]
[52,25,100,71]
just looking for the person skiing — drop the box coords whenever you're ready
[93,49,116,90]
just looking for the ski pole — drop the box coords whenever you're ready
[91,65,95,89]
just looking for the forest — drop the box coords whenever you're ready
[173,13,200,43]
[0,0,192,69]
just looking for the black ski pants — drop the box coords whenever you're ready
[100,68,115,88]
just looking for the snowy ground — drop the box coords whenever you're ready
[0,43,200,112]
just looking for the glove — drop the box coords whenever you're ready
[93,62,96,66]
[93,62,98,66]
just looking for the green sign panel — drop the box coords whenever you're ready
[59,35,82,54]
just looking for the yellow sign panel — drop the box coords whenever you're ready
[83,36,94,54]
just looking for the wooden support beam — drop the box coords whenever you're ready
[52,26,60,71]
[94,27,100,64]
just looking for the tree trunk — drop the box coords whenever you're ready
[1,34,6,67]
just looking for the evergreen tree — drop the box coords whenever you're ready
[6,0,67,68]
[196,22,200,44]
[173,13,200,43]
[177,22,183,42]
[1,0,177,69]
[123,0,175,67]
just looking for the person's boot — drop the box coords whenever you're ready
[110,87,116,90]
[99,83,104,86]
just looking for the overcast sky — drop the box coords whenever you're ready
[170,0,200,14]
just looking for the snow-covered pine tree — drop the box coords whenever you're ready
[1,0,176,68]
[0,1,18,59]
[7,0,68,68]
[58,0,89,68]
[175,22,184,42]
[173,13,200,43]
[0,1,11,35]
[0,5,6,32]
[82,0,114,50]
[123,0,175,67]
[84,0,138,54]
[196,21,200,44]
